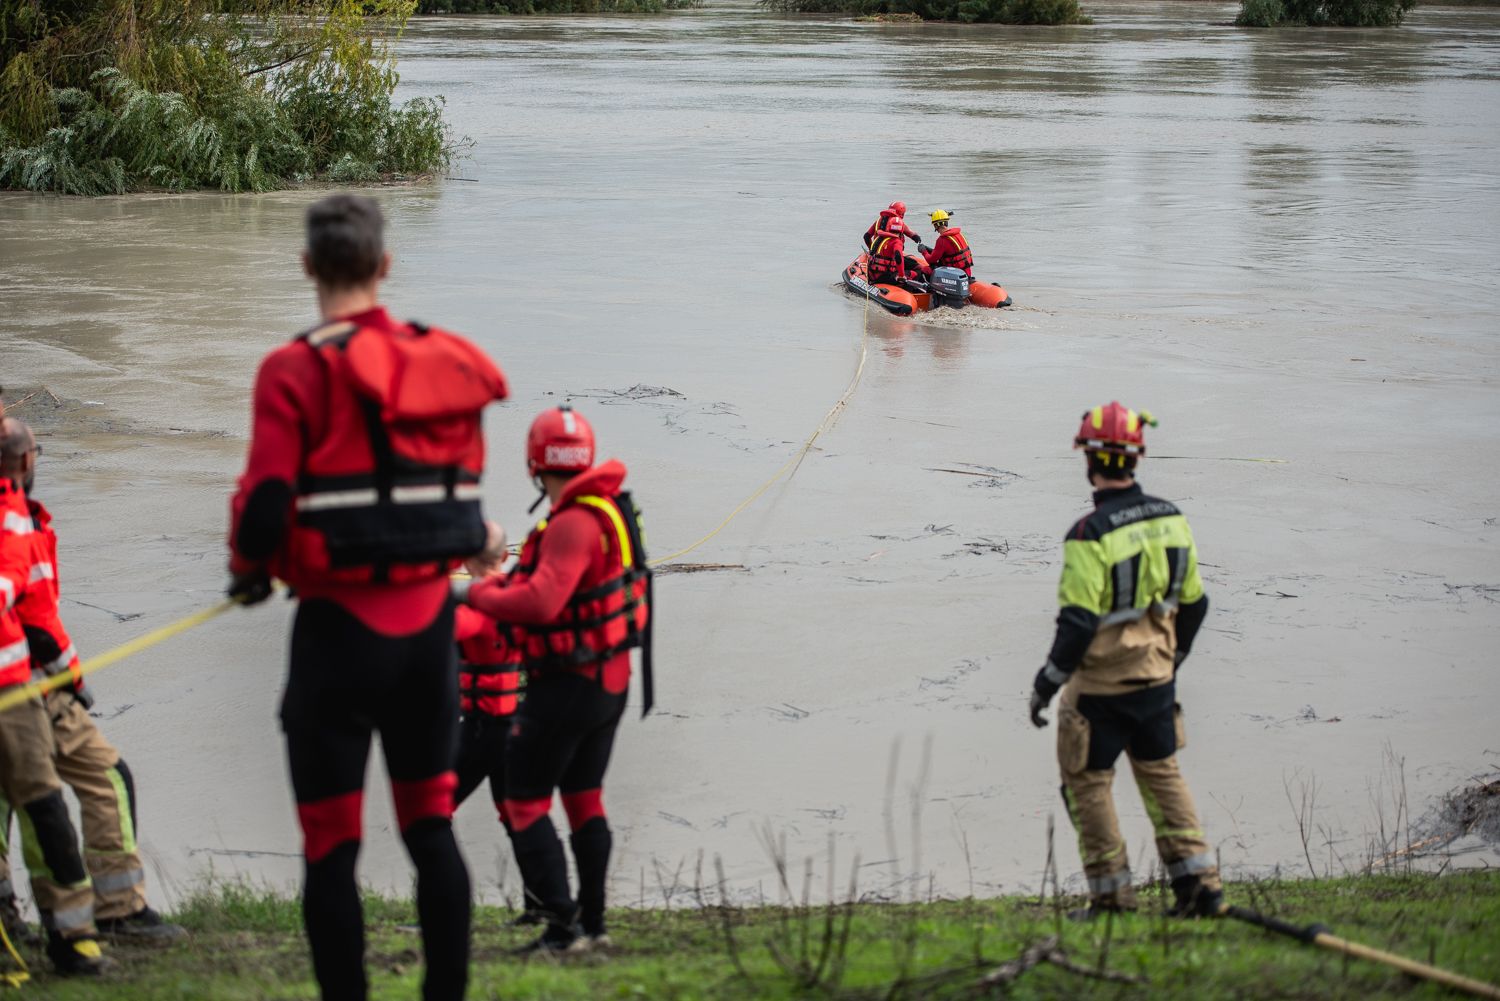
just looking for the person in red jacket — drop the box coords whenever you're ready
[0,400,107,976]
[228,194,509,1001]
[920,209,975,278]
[454,405,652,954]
[862,201,922,249]
[868,222,931,287]
[0,410,185,956]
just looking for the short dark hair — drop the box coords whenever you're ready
[305,194,385,287]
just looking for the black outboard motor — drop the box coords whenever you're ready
[929,267,970,309]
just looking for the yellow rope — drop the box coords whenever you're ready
[0,598,238,716]
[0,917,30,988]
[649,287,873,567]
[0,292,875,702]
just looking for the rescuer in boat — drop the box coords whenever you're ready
[868,220,931,290]
[920,210,974,279]
[228,193,509,1001]
[0,412,186,967]
[453,405,652,955]
[862,201,923,249]
[1027,403,1223,921]
[0,402,113,976]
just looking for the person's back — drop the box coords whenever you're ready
[922,212,974,278]
[228,194,509,1001]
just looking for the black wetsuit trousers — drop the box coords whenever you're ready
[454,711,509,810]
[281,598,471,1001]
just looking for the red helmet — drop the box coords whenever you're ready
[527,405,595,476]
[888,201,907,217]
[1073,401,1157,457]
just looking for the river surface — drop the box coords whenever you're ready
[2,0,1498,911]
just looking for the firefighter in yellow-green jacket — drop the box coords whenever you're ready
[1028,402,1223,920]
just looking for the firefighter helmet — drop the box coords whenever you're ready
[930,209,951,225]
[527,405,595,476]
[1073,402,1156,457]
[888,201,907,217]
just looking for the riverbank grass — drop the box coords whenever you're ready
[17,870,1500,999]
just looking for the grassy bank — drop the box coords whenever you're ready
[16,870,1500,999]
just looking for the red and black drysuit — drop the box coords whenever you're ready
[461,460,652,941]
[921,226,974,278]
[863,211,922,249]
[230,307,507,1001]
[453,603,521,812]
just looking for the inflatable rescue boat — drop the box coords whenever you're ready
[842,253,1010,316]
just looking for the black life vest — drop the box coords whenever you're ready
[286,319,507,585]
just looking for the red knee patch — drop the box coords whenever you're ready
[391,771,457,832]
[562,788,605,831]
[504,796,553,833]
[298,791,364,863]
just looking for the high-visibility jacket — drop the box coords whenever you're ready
[1040,483,1208,697]
[0,478,33,688]
[923,227,974,276]
[231,308,508,592]
[467,461,653,709]
[455,603,521,718]
[13,499,85,696]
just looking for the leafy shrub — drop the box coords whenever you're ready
[1236,0,1416,25]
[0,0,459,194]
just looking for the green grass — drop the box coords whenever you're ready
[16,871,1500,999]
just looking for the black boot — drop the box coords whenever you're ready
[45,934,114,976]
[510,818,579,954]
[1168,875,1224,918]
[570,818,612,944]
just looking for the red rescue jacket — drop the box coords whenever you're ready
[14,499,85,696]
[864,212,921,248]
[923,227,974,276]
[467,461,652,706]
[0,478,32,688]
[869,233,909,280]
[455,602,521,718]
[231,308,509,608]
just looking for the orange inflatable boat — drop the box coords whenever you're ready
[842,254,1011,317]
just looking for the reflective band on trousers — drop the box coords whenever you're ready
[1166,852,1215,879]
[91,868,144,894]
[295,482,483,512]
[1087,869,1133,895]
[0,638,28,671]
[28,561,54,582]
[49,902,94,932]
[0,576,13,611]
[1,512,32,536]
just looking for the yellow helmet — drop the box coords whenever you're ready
[930,209,951,224]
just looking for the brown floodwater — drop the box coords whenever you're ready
[1,0,1498,909]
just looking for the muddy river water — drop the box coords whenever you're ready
[2,0,1498,908]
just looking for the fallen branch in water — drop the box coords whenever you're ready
[655,563,747,575]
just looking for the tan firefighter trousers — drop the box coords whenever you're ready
[1056,684,1220,909]
[0,689,97,937]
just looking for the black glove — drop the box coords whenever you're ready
[1030,665,1062,729]
[72,683,95,711]
[918,244,931,254]
[228,570,274,606]
[1173,649,1188,672]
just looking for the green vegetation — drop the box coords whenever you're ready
[418,0,701,12]
[1236,0,1417,26]
[16,870,1500,999]
[757,0,1089,25]
[0,0,456,195]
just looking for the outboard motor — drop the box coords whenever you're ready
[929,267,970,309]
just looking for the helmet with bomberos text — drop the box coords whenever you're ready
[527,405,595,476]
[1074,402,1156,473]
